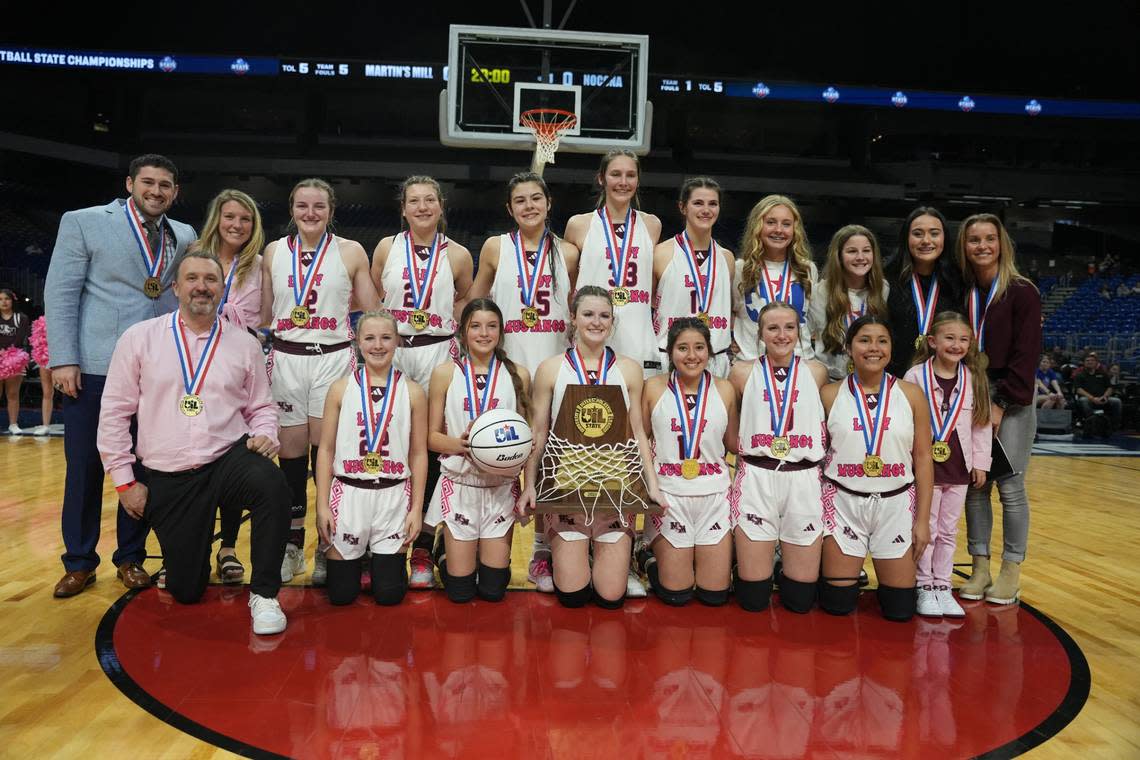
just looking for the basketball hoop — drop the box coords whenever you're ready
[520,108,578,172]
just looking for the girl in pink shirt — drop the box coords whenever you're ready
[904,312,992,618]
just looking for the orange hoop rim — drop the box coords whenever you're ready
[519,108,579,136]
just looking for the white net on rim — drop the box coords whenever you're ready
[535,431,648,528]
[521,109,578,167]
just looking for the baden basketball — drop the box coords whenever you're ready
[468,408,534,476]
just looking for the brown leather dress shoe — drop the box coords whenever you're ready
[117,562,152,589]
[54,570,96,598]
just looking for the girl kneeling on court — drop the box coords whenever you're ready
[727,301,830,612]
[315,310,427,605]
[425,299,531,604]
[819,315,932,622]
[639,317,738,606]
[903,312,991,618]
[518,286,665,609]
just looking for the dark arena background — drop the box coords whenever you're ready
[2,3,1139,758]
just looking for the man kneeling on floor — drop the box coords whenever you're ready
[97,251,291,635]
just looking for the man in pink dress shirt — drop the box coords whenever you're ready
[98,251,291,635]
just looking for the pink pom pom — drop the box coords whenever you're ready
[0,346,30,379]
[30,316,50,366]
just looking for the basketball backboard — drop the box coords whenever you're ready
[440,25,651,156]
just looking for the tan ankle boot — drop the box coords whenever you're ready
[985,560,1021,604]
[958,555,991,600]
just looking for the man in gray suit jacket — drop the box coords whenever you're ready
[46,154,197,598]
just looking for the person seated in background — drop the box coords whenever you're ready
[1108,363,1122,390]
[1131,281,1140,296]
[1099,283,1112,301]
[1073,353,1122,433]
[1035,356,1066,409]
[1116,281,1131,298]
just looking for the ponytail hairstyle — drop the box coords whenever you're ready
[353,309,401,377]
[956,212,1036,301]
[191,189,264,289]
[738,194,814,304]
[457,298,530,423]
[506,171,561,295]
[678,176,722,208]
[664,317,712,374]
[910,310,991,427]
[820,224,888,354]
[843,313,892,351]
[398,175,447,235]
[287,178,336,232]
[594,149,643,210]
[756,299,801,354]
[566,285,614,347]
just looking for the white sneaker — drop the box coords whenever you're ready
[528,554,554,593]
[311,549,327,586]
[625,568,647,598]
[249,593,287,635]
[916,585,942,617]
[7,424,21,435]
[280,543,305,583]
[936,586,965,618]
[31,425,50,436]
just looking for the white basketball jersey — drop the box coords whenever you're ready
[333,369,411,480]
[380,231,457,337]
[576,210,658,370]
[733,258,815,361]
[824,375,914,493]
[655,238,732,355]
[650,372,730,495]
[271,235,353,343]
[490,232,571,376]
[739,358,826,463]
[551,348,630,426]
[441,360,518,486]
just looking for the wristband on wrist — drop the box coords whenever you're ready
[115,480,136,493]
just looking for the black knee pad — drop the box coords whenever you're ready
[326,558,362,606]
[476,563,511,602]
[445,570,477,604]
[371,553,408,606]
[594,592,625,610]
[655,583,693,607]
[695,586,729,607]
[645,560,661,592]
[555,583,593,608]
[819,581,860,616]
[877,584,917,622]
[734,577,773,612]
[308,445,320,481]
[778,573,817,614]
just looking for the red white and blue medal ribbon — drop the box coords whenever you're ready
[968,278,1000,351]
[676,232,717,317]
[359,364,398,454]
[922,359,966,444]
[171,311,221,398]
[757,256,792,304]
[124,198,166,280]
[511,228,551,310]
[404,231,444,312]
[671,370,710,462]
[844,297,866,329]
[911,274,941,341]
[850,373,893,460]
[288,232,332,309]
[597,206,635,289]
[462,355,499,421]
[566,346,612,386]
[761,356,799,439]
[217,258,238,315]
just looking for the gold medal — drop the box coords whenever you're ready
[363,451,383,475]
[179,394,203,417]
[610,287,630,306]
[410,309,430,331]
[522,307,540,328]
[290,306,310,327]
[770,436,791,459]
[932,441,951,463]
[697,311,710,326]
[863,454,884,477]
[143,277,162,299]
[681,458,700,480]
[846,359,855,375]
[914,335,924,350]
